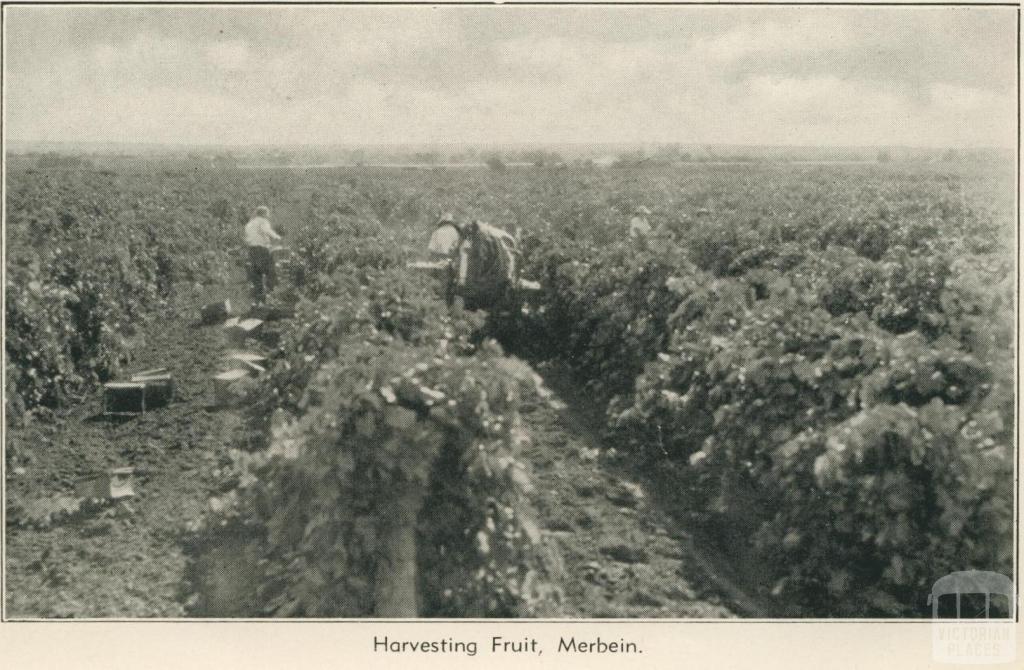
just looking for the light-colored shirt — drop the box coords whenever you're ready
[245,216,282,248]
[629,216,652,238]
[428,224,461,257]
[457,238,471,286]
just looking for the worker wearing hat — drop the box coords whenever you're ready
[244,205,283,305]
[428,212,462,261]
[629,205,652,241]
[427,212,464,306]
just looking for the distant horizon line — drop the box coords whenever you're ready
[4,139,1013,152]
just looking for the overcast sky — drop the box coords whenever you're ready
[3,5,1017,147]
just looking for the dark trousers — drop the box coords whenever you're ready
[246,246,276,304]
[443,265,457,307]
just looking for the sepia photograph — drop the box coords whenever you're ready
[1,0,1018,649]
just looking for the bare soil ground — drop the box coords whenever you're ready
[5,281,755,618]
[5,280,245,617]
[521,364,749,618]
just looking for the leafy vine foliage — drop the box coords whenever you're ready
[8,159,1013,618]
[6,166,235,413]
[519,165,1014,616]
[185,208,559,617]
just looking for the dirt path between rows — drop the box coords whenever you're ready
[523,362,765,618]
[6,277,761,619]
[5,279,248,618]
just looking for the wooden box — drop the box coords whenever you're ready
[200,299,233,325]
[213,368,252,407]
[247,302,295,322]
[225,351,267,375]
[130,369,174,404]
[223,318,264,347]
[103,371,174,415]
[76,467,135,500]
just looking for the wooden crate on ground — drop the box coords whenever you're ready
[223,317,264,347]
[130,369,174,404]
[225,351,267,375]
[213,368,253,407]
[75,467,135,501]
[245,302,295,322]
[103,370,174,416]
[225,351,267,366]
[200,299,233,325]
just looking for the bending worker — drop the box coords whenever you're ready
[456,220,519,313]
[424,213,519,313]
[629,205,652,240]
[428,213,462,305]
[244,205,282,305]
[429,212,461,261]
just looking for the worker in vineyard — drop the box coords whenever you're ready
[629,205,652,242]
[429,212,462,261]
[426,212,463,306]
[244,205,283,305]
[455,219,520,313]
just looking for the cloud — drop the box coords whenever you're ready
[3,5,1016,147]
[695,17,854,64]
[930,83,1008,114]
[205,41,251,72]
